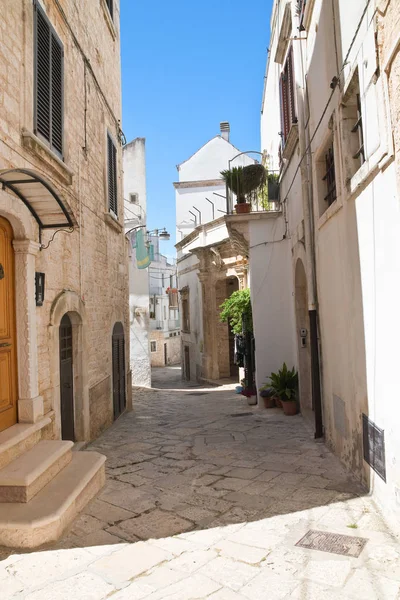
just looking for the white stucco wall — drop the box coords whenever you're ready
[124,138,151,388]
[249,216,297,392]
[175,134,256,241]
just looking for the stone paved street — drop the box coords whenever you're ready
[2,367,400,599]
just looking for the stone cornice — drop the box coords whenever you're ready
[173,179,223,189]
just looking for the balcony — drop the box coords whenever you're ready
[150,320,164,330]
[225,169,280,216]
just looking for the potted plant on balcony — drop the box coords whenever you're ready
[221,164,266,215]
[268,363,298,416]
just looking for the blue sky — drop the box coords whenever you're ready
[120,0,272,257]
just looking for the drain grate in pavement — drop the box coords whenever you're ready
[296,530,367,557]
[231,412,253,417]
[189,392,208,396]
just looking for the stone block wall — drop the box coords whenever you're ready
[0,0,130,441]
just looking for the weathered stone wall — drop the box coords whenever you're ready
[150,331,181,367]
[0,0,130,440]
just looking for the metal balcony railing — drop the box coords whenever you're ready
[225,168,281,216]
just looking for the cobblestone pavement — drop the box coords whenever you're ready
[2,367,400,599]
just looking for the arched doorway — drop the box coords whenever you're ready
[0,217,18,433]
[60,313,74,441]
[112,322,126,420]
[215,277,239,379]
[295,259,312,412]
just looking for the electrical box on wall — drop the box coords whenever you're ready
[35,272,45,306]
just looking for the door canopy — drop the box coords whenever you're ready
[0,168,74,230]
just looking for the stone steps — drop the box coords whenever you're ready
[0,440,73,503]
[0,417,51,470]
[0,451,106,548]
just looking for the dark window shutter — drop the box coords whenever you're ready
[107,133,118,215]
[51,34,63,155]
[106,0,114,19]
[287,47,296,125]
[35,2,63,157]
[35,7,51,143]
[280,73,290,142]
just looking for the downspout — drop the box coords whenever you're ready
[296,34,324,439]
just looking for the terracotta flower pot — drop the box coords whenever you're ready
[281,400,298,416]
[274,396,283,408]
[263,396,276,409]
[235,203,251,214]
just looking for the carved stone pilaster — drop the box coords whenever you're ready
[12,239,44,423]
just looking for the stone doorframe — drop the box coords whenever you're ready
[0,192,44,425]
[49,291,89,441]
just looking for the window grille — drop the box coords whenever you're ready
[352,94,365,164]
[322,145,337,206]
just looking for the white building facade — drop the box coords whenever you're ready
[259,0,400,518]
[149,239,181,367]
[123,138,152,388]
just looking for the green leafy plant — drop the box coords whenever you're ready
[268,363,298,401]
[220,288,253,334]
[221,165,266,204]
[259,172,280,210]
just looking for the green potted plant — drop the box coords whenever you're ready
[268,363,298,416]
[259,385,276,409]
[221,164,266,215]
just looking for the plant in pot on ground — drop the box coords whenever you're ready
[258,385,276,409]
[221,164,266,214]
[268,363,299,416]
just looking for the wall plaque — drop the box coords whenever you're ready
[363,413,386,482]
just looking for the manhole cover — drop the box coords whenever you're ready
[231,412,253,417]
[296,530,367,557]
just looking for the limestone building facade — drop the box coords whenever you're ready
[0,0,130,547]
[259,0,400,519]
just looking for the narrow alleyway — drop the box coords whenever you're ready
[2,367,400,599]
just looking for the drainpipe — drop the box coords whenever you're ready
[296,36,324,439]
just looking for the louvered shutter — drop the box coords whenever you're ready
[287,47,296,126]
[280,73,290,142]
[107,133,118,215]
[106,0,114,19]
[51,34,63,155]
[35,2,63,157]
[35,7,51,143]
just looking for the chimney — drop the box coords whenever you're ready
[220,122,230,142]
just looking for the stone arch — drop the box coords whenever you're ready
[49,291,89,441]
[0,188,36,241]
[295,258,312,413]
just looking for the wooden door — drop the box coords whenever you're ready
[0,217,18,433]
[60,314,74,441]
[112,322,126,420]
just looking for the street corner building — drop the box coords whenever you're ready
[0,0,130,547]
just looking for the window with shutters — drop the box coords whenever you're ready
[107,132,118,216]
[342,69,365,180]
[315,129,340,218]
[150,341,157,352]
[279,47,297,146]
[34,1,64,158]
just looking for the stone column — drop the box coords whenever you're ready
[12,240,44,423]
[198,272,218,381]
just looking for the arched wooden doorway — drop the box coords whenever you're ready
[112,322,126,420]
[0,217,18,433]
[60,313,74,441]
